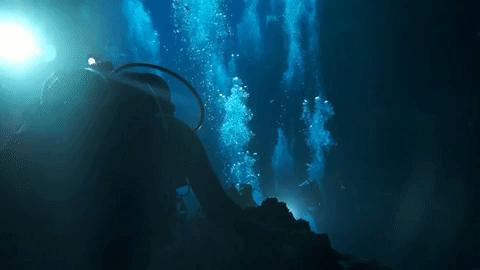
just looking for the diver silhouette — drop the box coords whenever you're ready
[0,64,242,269]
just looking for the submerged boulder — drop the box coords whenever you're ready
[152,198,390,270]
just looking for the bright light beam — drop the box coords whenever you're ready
[0,21,40,64]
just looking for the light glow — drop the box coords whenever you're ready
[88,57,97,66]
[0,21,40,64]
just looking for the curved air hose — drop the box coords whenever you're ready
[113,63,205,132]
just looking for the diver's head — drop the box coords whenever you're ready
[120,72,175,115]
[42,60,204,131]
[41,68,108,107]
[37,67,162,148]
[40,67,160,124]
[87,56,114,73]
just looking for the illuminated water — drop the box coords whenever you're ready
[111,0,334,230]
[1,1,478,269]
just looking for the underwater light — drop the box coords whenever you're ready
[0,21,40,64]
[87,57,97,66]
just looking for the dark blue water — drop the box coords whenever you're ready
[1,1,479,269]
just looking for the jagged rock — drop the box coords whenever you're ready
[151,198,390,270]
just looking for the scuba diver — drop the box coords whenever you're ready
[0,59,242,269]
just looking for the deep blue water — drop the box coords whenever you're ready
[1,0,480,269]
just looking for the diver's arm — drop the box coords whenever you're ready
[187,136,242,226]
[167,118,242,226]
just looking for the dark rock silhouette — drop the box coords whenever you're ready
[151,198,390,270]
